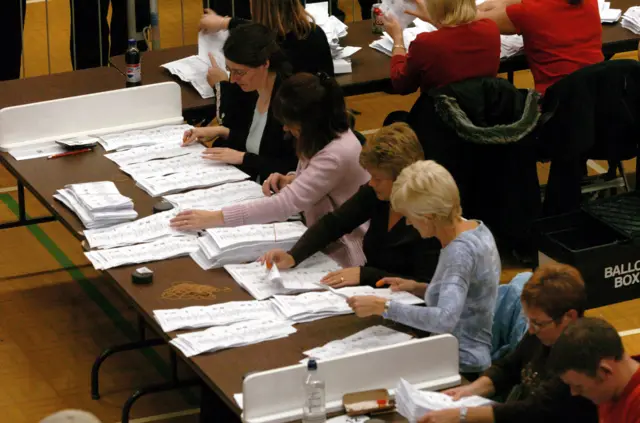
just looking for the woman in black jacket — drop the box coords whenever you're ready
[183,23,298,182]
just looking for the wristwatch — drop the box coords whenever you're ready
[460,406,468,422]
[383,299,391,315]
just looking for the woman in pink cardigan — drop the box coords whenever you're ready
[170,72,370,267]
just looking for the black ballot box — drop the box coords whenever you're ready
[534,192,640,309]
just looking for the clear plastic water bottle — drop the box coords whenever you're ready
[302,359,326,423]
[125,39,142,87]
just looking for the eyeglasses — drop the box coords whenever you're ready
[527,317,556,332]
[226,66,249,78]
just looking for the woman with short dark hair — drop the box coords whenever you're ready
[172,72,370,268]
[182,23,297,182]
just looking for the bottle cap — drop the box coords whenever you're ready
[307,359,317,370]
[132,267,154,285]
[153,200,174,214]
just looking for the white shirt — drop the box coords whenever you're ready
[245,106,268,155]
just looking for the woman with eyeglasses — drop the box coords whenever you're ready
[172,72,370,268]
[419,263,598,423]
[182,23,297,183]
[346,160,500,380]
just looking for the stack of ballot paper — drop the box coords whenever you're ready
[135,166,250,197]
[83,209,194,249]
[224,253,341,300]
[163,180,264,210]
[622,6,640,32]
[302,325,413,362]
[192,221,307,270]
[97,124,193,152]
[599,0,622,23]
[84,236,199,270]
[161,31,229,99]
[104,141,205,167]
[396,379,493,421]
[271,291,353,323]
[153,300,284,333]
[170,319,297,357]
[53,181,137,229]
[305,2,361,74]
[119,153,228,179]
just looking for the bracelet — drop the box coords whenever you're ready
[460,406,468,422]
[393,44,406,50]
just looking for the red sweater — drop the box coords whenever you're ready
[599,356,640,423]
[390,19,501,94]
[506,0,603,94]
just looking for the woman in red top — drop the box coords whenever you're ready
[477,0,603,94]
[383,0,501,95]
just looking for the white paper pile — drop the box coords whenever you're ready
[599,0,622,23]
[224,253,341,300]
[302,325,412,362]
[500,35,524,59]
[135,166,250,197]
[325,286,425,306]
[84,236,199,270]
[163,180,264,210]
[53,181,137,229]
[271,291,353,323]
[153,300,283,332]
[161,31,229,99]
[395,378,493,421]
[170,319,296,357]
[305,2,361,74]
[369,19,437,56]
[97,125,193,152]
[119,153,227,179]
[104,142,205,167]
[83,209,193,249]
[622,6,640,32]
[192,221,307,270]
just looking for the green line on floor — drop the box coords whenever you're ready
[0,193,198,405]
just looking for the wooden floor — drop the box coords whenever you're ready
[1,1,639,421]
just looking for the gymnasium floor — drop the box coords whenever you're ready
[1,1,639,421]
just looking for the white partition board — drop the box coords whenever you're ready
[242,334,460,423]
[0,82,184,151]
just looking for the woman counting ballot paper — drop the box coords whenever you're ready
[260,123,441,288]
[181,23,298,183]
[171,72,370,268]
[347,160,500,379]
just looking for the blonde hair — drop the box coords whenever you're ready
[390,160,462,223]
[252,0,314,39]
[359,123,425,179]
[427,0,477,26]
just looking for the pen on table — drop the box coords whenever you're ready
[48,148,93,159]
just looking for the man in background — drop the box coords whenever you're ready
[1,0,27,81]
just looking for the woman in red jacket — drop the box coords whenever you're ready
[384,0,502,95]
[477,0,603,94]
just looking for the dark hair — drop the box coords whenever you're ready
[521,263,587,319]
[273,72,350,160]
[548,317,625,377]
[223,23,291,74]
[251,0,315,39]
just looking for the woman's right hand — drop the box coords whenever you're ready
[182,126,220,146]
[404,0,432,23]
[259,249,296,270]
[376,277,419,293]
[442,385,476,401]
[199,8,230,33]
[262,173,295,196]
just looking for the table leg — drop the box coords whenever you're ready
[0,180,57,230]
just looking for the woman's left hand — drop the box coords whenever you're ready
[169,210,224,230]
[382,14,403,42]
[418,409,461,423]
[206,53,228,86]
[321,267,361,288]
[346,295,387,317]
[202,147,245,165]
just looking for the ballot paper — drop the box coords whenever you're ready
[97,124,193,152]
[84,236,199,270]
[9,143,67,161]
[161,31,229,99]
[119,152,228,179]
[153,300,284,333]
[193,222,307,269]
[599,0,622,23]
[163,180,265,210]
[395,378,493,422]
[380,0,417,28]
[53,182,137,229]
[329,286,425,306]
[135,165,250,197]
[104,141,205,167]
[302,325,413,362]
[622,6,640,33]
[224,253,341,300]
[83,209,194,249]
[271,291,353,323]
[170,319,297,357]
